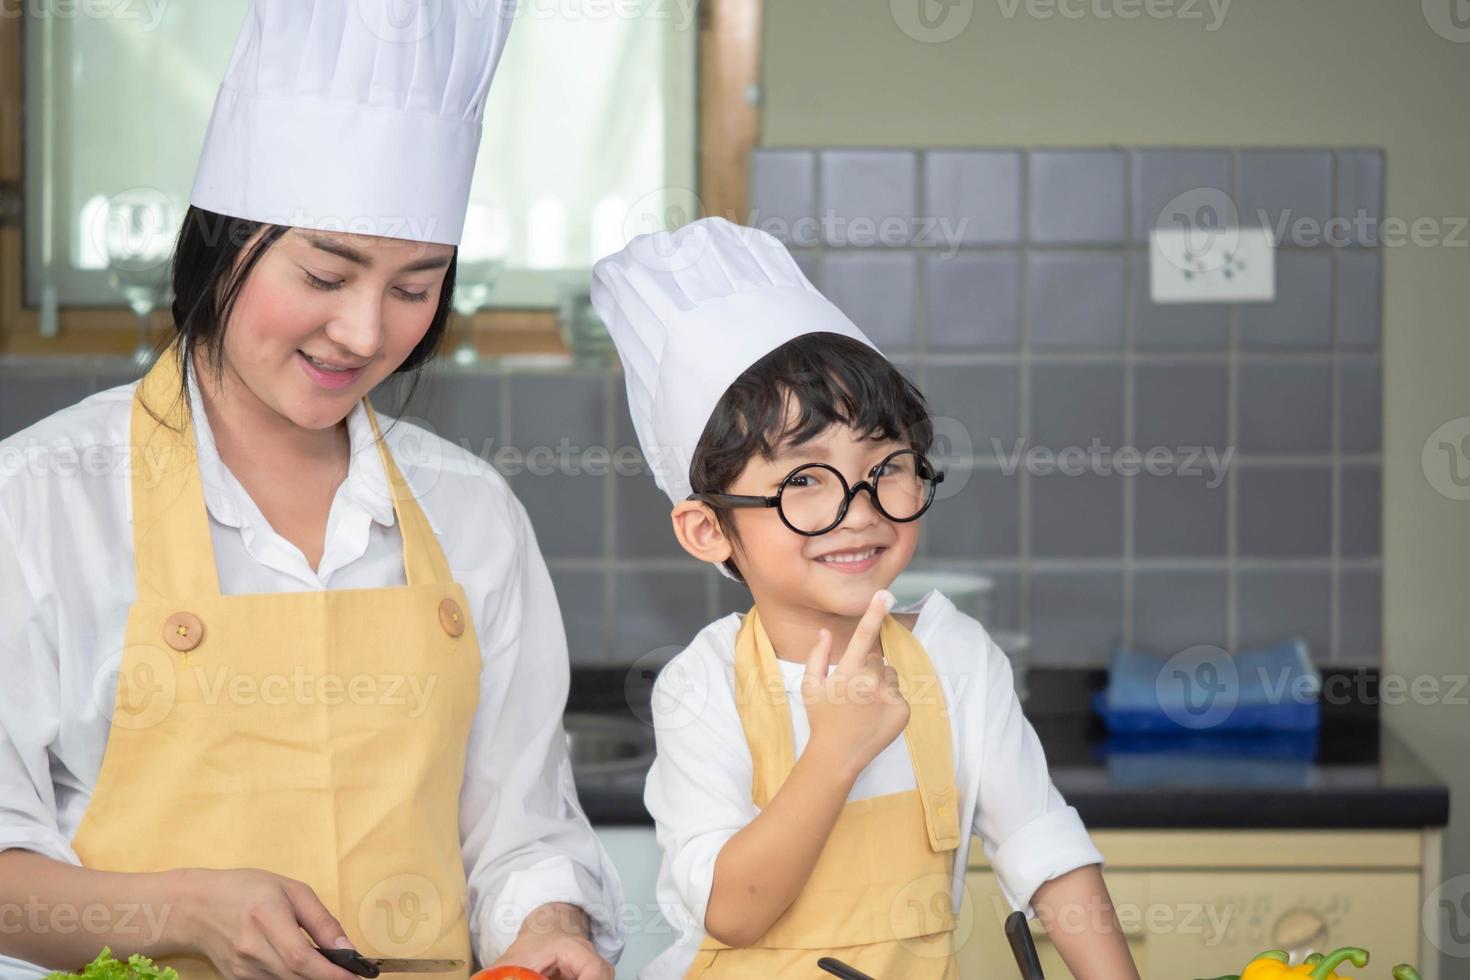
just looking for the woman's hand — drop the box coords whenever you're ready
[175,868,359,980]
[487,902,612,980]
[802,589,910,779]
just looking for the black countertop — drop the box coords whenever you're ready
[568,665,1450,831]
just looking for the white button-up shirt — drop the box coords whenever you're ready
[0,366,625,977]
[640,591,1104,979]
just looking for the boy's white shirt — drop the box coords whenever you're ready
[639,589,1104,980]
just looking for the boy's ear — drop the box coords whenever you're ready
[670,500,735,567]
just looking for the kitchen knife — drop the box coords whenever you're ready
[816,957,876,980]
[1004,910,1046,979]
[317,947,466,977]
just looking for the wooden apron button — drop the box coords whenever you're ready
[163,611,205,652]
[438,598,465,638]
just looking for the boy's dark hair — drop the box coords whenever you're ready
[688,332,934,583]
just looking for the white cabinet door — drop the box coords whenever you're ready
[1146,871,1421,979]
[596,826,671,979]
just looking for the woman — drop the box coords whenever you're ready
[0,3,621,979]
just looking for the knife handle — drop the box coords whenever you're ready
[817,957,877,980]
[1004,910,1046,979]
[318,947,382,978]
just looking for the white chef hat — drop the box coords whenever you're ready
[591,217,880,510]
[189,0,515,246]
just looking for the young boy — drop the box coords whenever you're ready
[591,218,1139,979]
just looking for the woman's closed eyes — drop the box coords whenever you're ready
[301,268,432,303]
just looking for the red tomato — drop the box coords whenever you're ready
[471,969,547,980]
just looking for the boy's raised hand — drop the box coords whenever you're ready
[801,590,912,779]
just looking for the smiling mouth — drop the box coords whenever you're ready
[299,350,365,373]
[815,546,885,566]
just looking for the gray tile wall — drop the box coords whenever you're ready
[0,359,730,667]
[0,147,1385,668]
[747,145,1384,667]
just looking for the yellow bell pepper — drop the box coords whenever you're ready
[1244,947,1363,979]
[1199,946,1422,980]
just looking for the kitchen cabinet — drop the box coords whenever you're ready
[595,826,670,980]
[955,829,1439,979]
[574,670,1449,978]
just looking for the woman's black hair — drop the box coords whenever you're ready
[688,332,934,583]
[145,204,456,431]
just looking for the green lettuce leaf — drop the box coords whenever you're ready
[42,946,179,980]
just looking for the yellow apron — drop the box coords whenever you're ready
[72,343,482,978]
[685,606,963,979]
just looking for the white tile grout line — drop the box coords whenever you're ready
[579,240,1344,259]
[772,344,1375,367]
[542,552,1377,579]
[1329,151,1343,666]
[602,373,621,663]
[901,349,1366,366]
[499,368,513,475]
[545,555,1380,572]
[907,556,1380,571]
[1121,149,1136,653]
[1226,149,1241,655]
[1016,150,1033,640]
[546,555,1381,570]
[915,151,933,564]
[938,452,1379,468]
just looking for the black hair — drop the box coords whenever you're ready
[143,204,455,431]
[688,332,934,583]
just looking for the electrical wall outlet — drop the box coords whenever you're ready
[1149,225,1275,304]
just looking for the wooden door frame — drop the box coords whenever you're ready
[0,1,762,358]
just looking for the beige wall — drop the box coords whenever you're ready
[760,0,1470,970]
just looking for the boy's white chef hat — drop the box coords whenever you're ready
[189,0,515,246]
[591,217,880,509]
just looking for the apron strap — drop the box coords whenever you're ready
[361,398,454,588]
[733,605,962,851]
[735,610,796,808]
[880,615,963,852]
[129,339,453,599]
[130,342,222,600]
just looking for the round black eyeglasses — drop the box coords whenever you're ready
[688,448,944,537]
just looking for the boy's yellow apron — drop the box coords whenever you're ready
[685,606,963,979]
[71,342,481,978]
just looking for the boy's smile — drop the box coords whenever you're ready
[812,543,887,574]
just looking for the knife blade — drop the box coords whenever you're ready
[317,947,466,976]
